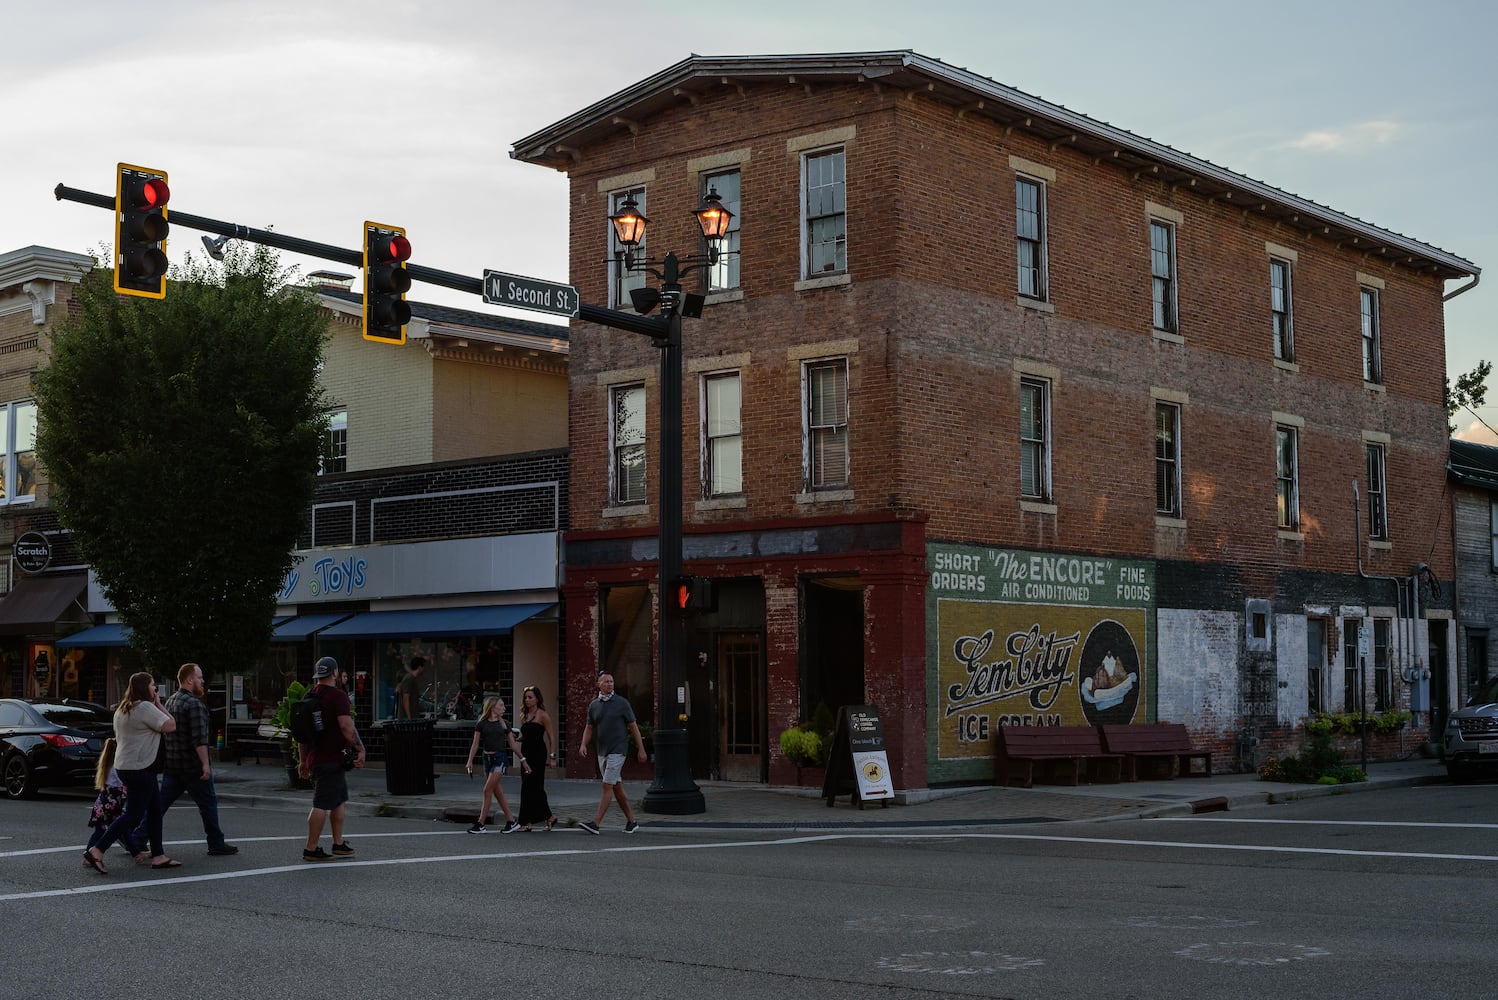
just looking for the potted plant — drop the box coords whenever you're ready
[778,725,828,786]
[1374,710,1412,734]
[272,682,313,790]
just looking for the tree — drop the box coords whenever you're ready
[1445,359,1492,435]
[34,244,328,674]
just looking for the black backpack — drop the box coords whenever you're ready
[288,690,325,744]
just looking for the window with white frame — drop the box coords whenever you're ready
[1271,258,1294,361]
[1361,286,1382,383]
[804,359,848,489]
[610,383,646,505]
[609,186,647,309]
[1155,401,1181,516]
[319,408,347,475]
[1020,377,1051,500]
[702,371,742,496]
[1016,176,1047,300]
[1307,617,1327,715]
[1150,219,1178,333]
[703,169,741,292]
[1276,425,1299,528]
[1366,442,1388,540]
[0,401,37,504]
[1490,499,1497,571]
[803,149,846,277]
[1374,617,1392,712]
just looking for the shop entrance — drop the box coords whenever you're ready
[716,631,765,782]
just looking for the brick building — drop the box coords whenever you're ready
[513,51,1480,786]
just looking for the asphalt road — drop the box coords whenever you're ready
[3,784,1494,999]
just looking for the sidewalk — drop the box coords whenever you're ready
[210,756,1450,830]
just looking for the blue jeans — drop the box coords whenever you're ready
[96,768,162,858]
[138,771,228,850]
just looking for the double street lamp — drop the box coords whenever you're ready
[607,189,733,814]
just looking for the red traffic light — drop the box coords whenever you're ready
[370,233,412,263]
[115,163,170,299]
[130,176,170,210]
[676,581,692,611]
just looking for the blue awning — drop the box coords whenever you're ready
[318,603,555,640]
[272,613,353,641]
[56,623,132,648]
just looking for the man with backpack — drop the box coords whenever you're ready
[296,656,365,862]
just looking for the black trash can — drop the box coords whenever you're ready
[381,719,435,795]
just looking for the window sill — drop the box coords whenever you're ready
[695,495,747,512]
[1368,539,1392,551]
[1016,296,1054,314]
[1274,358,1300,372]
[1152,329,1185,345]
[795,273,850,292]
[704,289,743,305]
[795,489,853,504]
[1277,528,1305,542]
[1020,499,1057,515]
[1155,515,1187,530]
[1363,380,1386,394]
[602,503,649,519]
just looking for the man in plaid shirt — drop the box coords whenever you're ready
[139,662,238,856]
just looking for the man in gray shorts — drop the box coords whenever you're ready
[575,672,647,834]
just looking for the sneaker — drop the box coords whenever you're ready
[623,821,640,834]
[467,822,488,834]
[578,820,601,835]
[302,847,333,863]
[500,820,522,834]
[331,842,355,856]
[207,844,239,856]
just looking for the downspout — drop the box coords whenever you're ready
[1442,272,1480,302]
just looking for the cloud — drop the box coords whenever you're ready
[1280,120,1403,153]
[1455,419,1498,447]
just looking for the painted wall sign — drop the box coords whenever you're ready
[927,543,1156,769]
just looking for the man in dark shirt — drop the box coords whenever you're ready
[575,672,648,835]
[146,662,237,856]
[298,656,365,862]
[397,656,426,719]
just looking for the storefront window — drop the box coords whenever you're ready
[601,584,655,728]
[373,635,513,723]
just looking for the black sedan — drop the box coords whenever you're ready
[0,698,115,798]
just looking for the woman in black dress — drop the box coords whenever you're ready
[517,685,558,832]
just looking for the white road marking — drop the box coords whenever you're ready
[1159,817,1498,830]
[0,829,476,860]
[5,830,1497,903]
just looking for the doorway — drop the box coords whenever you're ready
[716,632,765,782]
[1429,623,1449,734]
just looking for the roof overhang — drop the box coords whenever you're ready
[512,51,1478,281]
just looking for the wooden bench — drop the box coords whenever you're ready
[1098,723,1212,780]
[997,725,1124,788]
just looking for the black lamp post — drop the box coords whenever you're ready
[608,189,733,815]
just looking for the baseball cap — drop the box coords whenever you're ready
[313,656,338,679]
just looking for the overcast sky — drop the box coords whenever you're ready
[6,0,1494,439]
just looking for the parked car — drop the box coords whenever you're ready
[0,698,115,798]
[1443,676,1498,781]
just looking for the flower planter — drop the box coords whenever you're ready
[795,765,826,788]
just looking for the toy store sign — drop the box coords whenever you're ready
[928,543,1155,761]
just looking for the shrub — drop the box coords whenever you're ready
[779,727,824,767]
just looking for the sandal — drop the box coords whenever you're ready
[543,816,557,832]
[151,858,183,870]
[83,850,108,875]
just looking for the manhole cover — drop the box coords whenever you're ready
[1176,941,1330,966]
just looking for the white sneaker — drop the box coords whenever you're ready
[467,822,487,834]
[500,820,522,834]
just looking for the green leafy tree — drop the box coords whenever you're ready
[34,244,328,674]
[1445,359,1492,435]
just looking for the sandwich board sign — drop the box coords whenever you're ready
[822,704,895,808]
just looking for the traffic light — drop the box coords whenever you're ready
[363,222,412,343]
[114,163,170,298]
[672,575,715,613]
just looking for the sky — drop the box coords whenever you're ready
[5,0,1494,440]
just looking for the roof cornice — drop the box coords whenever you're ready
[511,51,1477,280]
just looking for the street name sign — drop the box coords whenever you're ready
[482,269,579,318]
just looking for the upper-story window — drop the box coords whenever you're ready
[804,359,849,489]
[1366,443,1388,540]
[1271,258,1294,361]
[610,383,646,505]
[1155,401,1181,517]
[1276,425,1299,529]
[1361,286,1382,384]
[1019,377,1051,500]
[702,371,742,496]
[610,186,647,310]
[1149,220,1178,333]
[0,400,38,504]
[319,408,347,475]
[1491,500,1498,571]
[803,149,846,277]
[1016,176,1048,301]
[704,169,741,292]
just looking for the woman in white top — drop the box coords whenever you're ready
[83,672,179,874]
